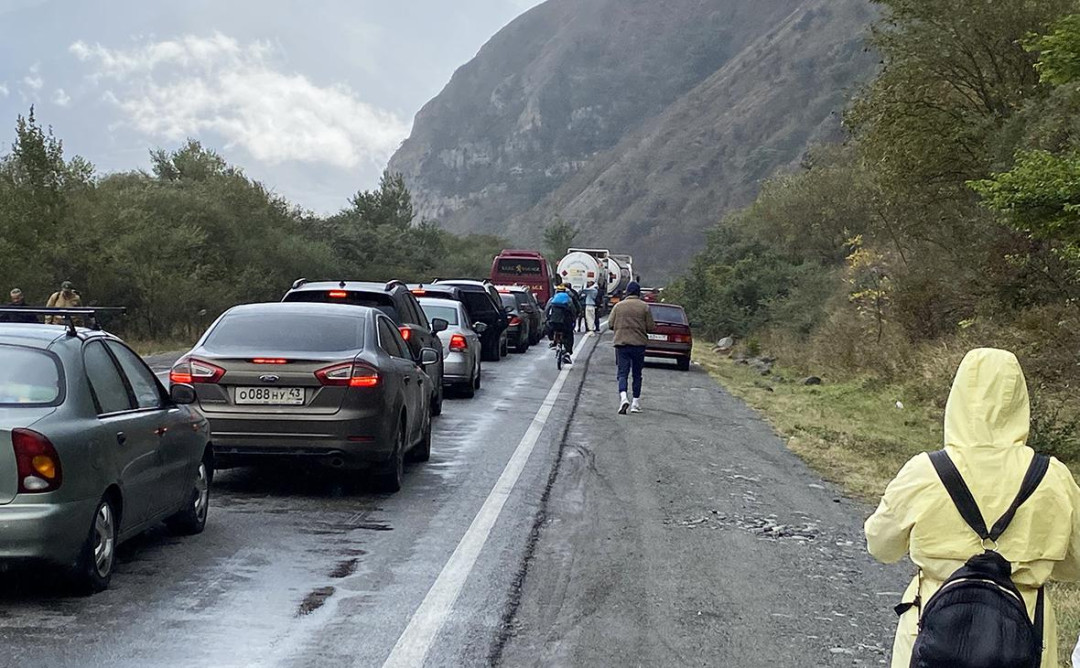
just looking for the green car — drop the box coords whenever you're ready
[0,313,212,593]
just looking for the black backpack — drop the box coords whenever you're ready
[907,450,1049,668]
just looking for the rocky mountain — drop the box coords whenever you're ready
[388,0,878,280]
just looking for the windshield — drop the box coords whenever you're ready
[203,312,366,353]
[0,345,62,405]
[421,304,459,325]
[650,305,688,325]
[284,290,400,321]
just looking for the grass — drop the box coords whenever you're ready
[695,347,1080,665]
[126,338,193,357]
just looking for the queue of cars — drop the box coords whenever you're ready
[0,279,692,593]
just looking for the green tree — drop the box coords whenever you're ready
[542,216,578,260]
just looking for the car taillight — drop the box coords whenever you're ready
[12,429,62,493]
[399,326,412,342]
[449,334,468,352]
[510,316,521,326]
[670,334,693,344]
[411,289,427,296]
[329,291,348,298]
[169,357,225,384]
[252,358,289,364]
[315,362,380,388]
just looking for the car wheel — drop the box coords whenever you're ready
[500,335,509,358]
[165,455,212,535]
[514,334,530,354]
[410,414,432,462]
[677,356,691,371]
[73,495,119,594]
[460,378,476,399]
[474,362,482,390]
[372,420,405,493]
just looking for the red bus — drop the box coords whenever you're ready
[490,250,555,305]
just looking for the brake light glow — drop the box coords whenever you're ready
[315,362,380,388]
[399,326,412,342]
[449,334,468,352]
[252,358,289,365]
[12,429,62,493]
[510,316,521,326]
[411,289,427,296]
[328,291,348,298]
[169,357,225,384]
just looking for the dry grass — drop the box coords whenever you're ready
[126,338,193,357]
[695,347,1080,665]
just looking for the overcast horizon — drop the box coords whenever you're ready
[0,0,542,214]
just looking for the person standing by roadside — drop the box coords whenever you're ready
[0,288,37,323]
[594,283,606,332]
[866,348,1080,668]
[45,281,82,325]
[581,280,599,333]
[607,281,655,414]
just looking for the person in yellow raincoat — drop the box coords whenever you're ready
[866,348,1080,668]
[44,281,82,325]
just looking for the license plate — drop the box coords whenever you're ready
[234,387,305,405]
[648,334,669,341]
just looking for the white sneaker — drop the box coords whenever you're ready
[630,400,641,414]
[618,399,631,415]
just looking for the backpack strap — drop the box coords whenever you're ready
[928,450,989,539]
[927,451,1050,542]
[1035,586,1045,646]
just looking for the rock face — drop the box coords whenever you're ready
[388,0,878,281]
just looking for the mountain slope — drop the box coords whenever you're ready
[388,0,878,280]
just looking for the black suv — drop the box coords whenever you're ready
[430,280,509,362]
[283,279,448,415]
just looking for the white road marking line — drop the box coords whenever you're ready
[380,320,600,667]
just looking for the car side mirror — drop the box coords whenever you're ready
[431,317,449,334]
[473,322,488,334]
[170,384,197,405]
[419,347,439,366]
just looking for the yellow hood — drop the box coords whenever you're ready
[944,348,1030,449]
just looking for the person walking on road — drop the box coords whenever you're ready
[0,288,37,323]
[607,281,655,414]
[581,280,599,333]
[866,348,1080,668]
[45,281,82,325]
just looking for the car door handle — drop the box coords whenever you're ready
[116,432,127,445]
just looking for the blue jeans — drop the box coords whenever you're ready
[616,345,645,398]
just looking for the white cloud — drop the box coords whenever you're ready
[52,88,70,106]
[70,33,409,169]
[0,83,8,97]
[23,74,42,90]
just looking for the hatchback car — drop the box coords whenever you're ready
[644,303,694,371]
[496,285,545,346]
[173,302,435,492]
[282,280,447,416]
[432,279,509,362]
[0,313,212,593]
[418,297,482,397]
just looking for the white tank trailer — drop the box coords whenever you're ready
[557,249,609,292]
[607,254,633,295]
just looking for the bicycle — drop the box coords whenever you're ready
[552,330,573,370]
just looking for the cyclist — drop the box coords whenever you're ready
[545,284,577,363]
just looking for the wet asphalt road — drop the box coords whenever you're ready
[0,335,600,668]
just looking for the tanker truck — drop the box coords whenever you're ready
[607,254,634,296]
[556,249,609,292]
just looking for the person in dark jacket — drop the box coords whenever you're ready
[545,286,577,361]
[0,288,37,323]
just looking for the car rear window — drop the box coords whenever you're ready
[203,312,366,353]
[650,305,688,325]
[420,304,459,326]
[460,292,497,317]
[500,294,517,310]
[0,345,62,405]
[284,290,400,322]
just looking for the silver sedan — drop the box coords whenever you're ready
[418,297,483,397]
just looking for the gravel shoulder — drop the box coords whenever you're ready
[497,337,908,667]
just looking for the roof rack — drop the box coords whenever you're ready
[291,278,308,290]
[0,307,126,337]
[385,279,407,291]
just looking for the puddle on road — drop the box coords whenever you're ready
[297,586,335,616]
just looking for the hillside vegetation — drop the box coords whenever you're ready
[388,0,879,281]
[0,111,504,341]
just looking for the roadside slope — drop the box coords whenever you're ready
[497,339,905,666]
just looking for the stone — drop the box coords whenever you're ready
[802,376,823,386]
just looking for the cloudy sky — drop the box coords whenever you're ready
[0,0,540,212]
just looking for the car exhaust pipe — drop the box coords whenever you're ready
[328,456,346,469]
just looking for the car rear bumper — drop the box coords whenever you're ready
[202,411,393,469]
[0,497,96,566]
[645,342,693,358]
[442,353,473,383]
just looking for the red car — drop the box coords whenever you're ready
[645,303,693,371]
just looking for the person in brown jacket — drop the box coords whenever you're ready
[45,281,82,325]
[607,281,655,414]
